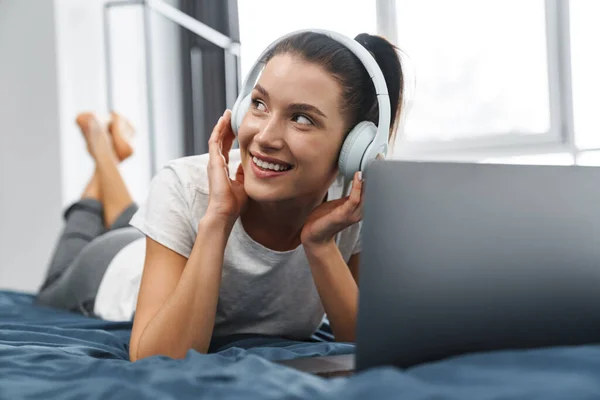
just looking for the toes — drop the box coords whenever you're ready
[108,111,134,161]
[110,111,136,143]
[76,112,96,131]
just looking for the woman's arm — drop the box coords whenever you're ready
[301,170,365,342]
[129,110,245,361]
[304,243,360,342]
[129,216,233,361]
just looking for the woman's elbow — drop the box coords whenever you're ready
[129,340,140,362]
[334,332,356,343]
[332,324,357,343]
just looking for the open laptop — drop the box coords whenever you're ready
[277,160,600,376]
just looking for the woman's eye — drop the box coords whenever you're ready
[251,99,266,112]
[293,115,313,126]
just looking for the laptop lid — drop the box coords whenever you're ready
[356,160,600,370]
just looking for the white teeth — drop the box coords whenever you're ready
[252,155,289,172]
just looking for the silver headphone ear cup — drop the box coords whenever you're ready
[338,130,360,179]
[231,95,252,135]
[338,121,377,180]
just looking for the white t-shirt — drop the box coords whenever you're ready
[95,150,362,339]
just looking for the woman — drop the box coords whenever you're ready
[37,31,404,362]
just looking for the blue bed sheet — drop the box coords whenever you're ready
[1,290,600,399]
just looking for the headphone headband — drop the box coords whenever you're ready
[233,29,391,165]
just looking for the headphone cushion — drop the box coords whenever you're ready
[338,121,377,180]
[231,94,252,136]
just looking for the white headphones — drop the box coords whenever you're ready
[230,29,391,181]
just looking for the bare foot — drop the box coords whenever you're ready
[75,112,100,157]
[75,112,117,162]
[108,111,135,161]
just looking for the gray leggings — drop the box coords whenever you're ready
[35,199,144,316]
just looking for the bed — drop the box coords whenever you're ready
[1,289,600,399]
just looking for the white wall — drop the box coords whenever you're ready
[0,0,184,292]
[0,0,63,292]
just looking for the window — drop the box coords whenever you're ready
[375,0,600,164]
[237,0,376,79]
[570,0,600,150]
[394,0,551,144]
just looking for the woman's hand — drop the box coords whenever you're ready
[205,110,247,225]
[301,171,364,248]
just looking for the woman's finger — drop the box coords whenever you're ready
[348,172,363,212]
[221,110,235,165]
[207,115,233,194]
[208,116,226,168]
[342,171,364,222]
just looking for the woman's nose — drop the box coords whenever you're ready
[254,117,284,149]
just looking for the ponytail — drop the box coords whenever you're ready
[354,33,404,148]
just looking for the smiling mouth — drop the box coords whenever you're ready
[250,153,293,172]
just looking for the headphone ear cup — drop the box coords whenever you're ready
[338,121,377,181]
[231,94,252,136]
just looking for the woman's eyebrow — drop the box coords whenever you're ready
[288,103,327,119]
[254,83,270,99]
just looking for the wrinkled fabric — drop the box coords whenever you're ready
[1,290,600,400]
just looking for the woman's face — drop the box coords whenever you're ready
[237,54,347,204]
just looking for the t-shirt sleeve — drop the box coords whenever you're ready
[129,165,197,258]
